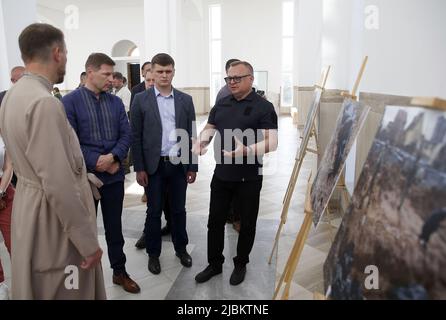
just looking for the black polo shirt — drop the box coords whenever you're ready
[208,91,278,182]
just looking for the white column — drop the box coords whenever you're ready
[295,0,324,87]
[143,0,177,62]
[321,0,356,90]
[0,0,37,90]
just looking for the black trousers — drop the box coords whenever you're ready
[144,159,188,257]
[95,181,126,275]
[207,175,263,267]
[143,183,171,228]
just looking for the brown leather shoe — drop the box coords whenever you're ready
[113,273,141,294]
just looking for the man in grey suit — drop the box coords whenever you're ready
[131,53,198,275]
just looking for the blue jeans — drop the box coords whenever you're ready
[145,159,189,257]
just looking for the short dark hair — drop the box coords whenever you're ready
[113,72,124,80]
[19,23,65,63]
[230,61,254,75]
[151,53,175,68]
[141,61,151,71]
[85,53,115,71]
[225,59,240,72]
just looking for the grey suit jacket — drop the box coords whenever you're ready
[131,87,198,175]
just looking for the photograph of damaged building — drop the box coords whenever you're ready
[324,105,446,300]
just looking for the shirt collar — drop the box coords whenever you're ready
[154,86,174,98]
[231,89,256,102]
[81,86,108,99]
[24,72,53,92]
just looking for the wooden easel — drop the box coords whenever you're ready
[333,55,369,214]
[273,174,314,300]
[341,56,368,101]
[273,57,368,300]
[268,67,331,265]
[411,97,446,111]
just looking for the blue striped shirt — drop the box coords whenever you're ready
[62,87,132,185]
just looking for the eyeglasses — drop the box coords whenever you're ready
[224,74,251,84]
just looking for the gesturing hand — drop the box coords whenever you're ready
[191,138,208,156]
[222,137,249,158]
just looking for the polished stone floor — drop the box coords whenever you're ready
[0,115,338,300]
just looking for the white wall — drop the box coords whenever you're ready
[0,0,37,91]
[38,4,144,90]
[172,0,209,88]
[358,0,446,97]
[295,0,323,87]
[321,0,354,90]
[32,0,446,96]
[218,0,283,97]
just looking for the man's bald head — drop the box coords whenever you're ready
[11,66,25,84]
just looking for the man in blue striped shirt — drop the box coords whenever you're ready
[63,53,140,294]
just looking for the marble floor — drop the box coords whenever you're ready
[0,115,339,300]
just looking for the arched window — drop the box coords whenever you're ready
[129,46,140,58]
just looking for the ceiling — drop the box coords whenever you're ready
[37,0,144,12]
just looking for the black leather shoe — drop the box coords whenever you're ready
[148,256,161,275]
[176,251,192,267]
[195,265,222,283]
[161,225,171,236]
[135,232,145,249]
[229,266,246,286]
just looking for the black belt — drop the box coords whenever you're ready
[160,156,171,162]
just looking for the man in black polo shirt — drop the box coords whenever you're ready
[193,61,278,286]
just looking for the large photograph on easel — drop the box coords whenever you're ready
[311,99,370,227]
[297,89,322,162]
[324,105,446,299]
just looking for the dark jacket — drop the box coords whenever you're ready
[131,87,198,175]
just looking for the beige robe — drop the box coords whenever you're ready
[0,73,106,300]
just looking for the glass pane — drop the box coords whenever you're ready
[282,38,293,72]
[211,40,221,72]
[210,5,221,39]
[281,73,293,107]
[282,1,294,37]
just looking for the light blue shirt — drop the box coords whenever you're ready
[155,87,177,156]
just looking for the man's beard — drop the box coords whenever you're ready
[55,66,66,84]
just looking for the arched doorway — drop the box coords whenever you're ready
[111,40,141,89]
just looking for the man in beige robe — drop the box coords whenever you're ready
[0,23,106,299]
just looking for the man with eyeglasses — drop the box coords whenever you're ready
[193,61,278,286]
